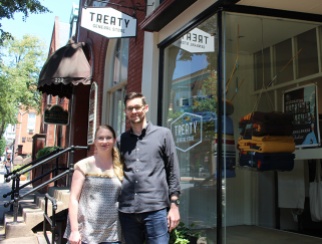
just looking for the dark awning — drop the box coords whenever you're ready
[38,42,91,99]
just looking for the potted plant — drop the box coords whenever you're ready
[36,146,61,159]
[33,146,62,192]
[170,222,203,244]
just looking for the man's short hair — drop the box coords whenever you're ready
[124,92,147,106]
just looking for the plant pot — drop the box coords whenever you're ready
[20,175,27,181]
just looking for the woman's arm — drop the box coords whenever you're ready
[68,168,85,243]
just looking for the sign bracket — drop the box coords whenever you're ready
[84,0,154,16]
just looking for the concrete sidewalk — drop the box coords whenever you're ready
[0,170,14,224]
[0,170,18,242]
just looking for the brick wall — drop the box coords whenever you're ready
[74,0,146,146]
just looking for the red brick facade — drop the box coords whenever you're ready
[70,0,146,155]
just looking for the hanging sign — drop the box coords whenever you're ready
[87,82,98,145]
[81,7,137,38]
[174,28,215,53]
[44,105,69,125]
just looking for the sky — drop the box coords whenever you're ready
[1,0,208,79]
[1,0,77,50]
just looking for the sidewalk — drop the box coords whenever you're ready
[0,170,14,223]
[0,170,15,242]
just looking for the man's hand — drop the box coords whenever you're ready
[167,204,180,232]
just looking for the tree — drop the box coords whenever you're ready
[0,34,46,138]
[0,0,50,45]
[0,137,6,156]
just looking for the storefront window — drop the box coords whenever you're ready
[163,14,225,240]
[107,38,129,135]
[162,8,321,243]
[223,11,321,243]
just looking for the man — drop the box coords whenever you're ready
[118,92,181,244]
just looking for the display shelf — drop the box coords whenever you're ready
[294,147,322,160]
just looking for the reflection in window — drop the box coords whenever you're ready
[163,15,220,229]
[108,38,129,135]
[113,38,129,85]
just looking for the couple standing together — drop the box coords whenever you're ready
[65,92,181,244]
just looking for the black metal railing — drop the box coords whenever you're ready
[43,193,58,244]
[3,148,62,212]
[2,145,88,243]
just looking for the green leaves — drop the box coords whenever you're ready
[36,146,61,159]
[0,136,6,156]
[0,34,46,137]
[169,222,204,244]
[0,0,51,45]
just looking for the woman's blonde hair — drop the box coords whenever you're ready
[95,125,123,181]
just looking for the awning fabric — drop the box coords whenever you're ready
[38,42,91,99]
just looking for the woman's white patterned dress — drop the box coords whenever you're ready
[64,160,122,243]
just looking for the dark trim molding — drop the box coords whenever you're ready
[157,48,164,125]
[157,0,239,48]
[225,5,322,23]
[216,8,224,244]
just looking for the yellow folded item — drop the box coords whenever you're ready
[238,136,295,153]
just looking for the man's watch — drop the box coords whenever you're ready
[170,199,180,206]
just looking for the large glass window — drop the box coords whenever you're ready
[163,15,226,242]
[223,12,322,242]
[163,9,322,244]
[106,38,129,135]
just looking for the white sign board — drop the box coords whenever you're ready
[81,7,137,38]
[174,28,215,53]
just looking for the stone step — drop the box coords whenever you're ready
[4,214,35,239]
[0,234,39,244]
[3,187,70,241]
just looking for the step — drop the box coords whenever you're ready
[0,234,39,244]
[4,215,35,239]
[3,188,70,240]
[48,186,70,210]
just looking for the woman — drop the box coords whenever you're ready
[64,125,123,244]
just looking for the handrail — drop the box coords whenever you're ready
[4,170,70,208]
[4,148,61,180]
[2,145,88,224]
[5,145,87,182]
[44,193,57,244]
[3,148,61,212]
